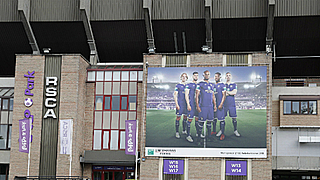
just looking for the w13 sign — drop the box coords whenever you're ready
[226,161,247,176]
[163,160,184,174]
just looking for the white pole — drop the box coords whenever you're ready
[27,119,32,176]
[135,120,138,180]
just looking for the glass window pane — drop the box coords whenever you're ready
[120,112,127,129]
[103,111,111,129]
[110,130,119,150]
[9,98,13,111]
[283,101,291,114]
[104,82,112,95]
[121,82,128,95]
[96,71,104,81]
[8,112,12,124]
[130,71,137,81]
[121,97,127,110]
[113,82,120,95]
[8,126,11,148]
[105,71,112,81]
[301,101,308,114]
[138,71,143,81]
[111,112,119,129]
[104,97,111,110]
[93,130,101,150]
[129,96,136,110]
[129,112,136,120]
[113,71,120,81]
[103,131,109,149]
[94,112,102,129]
[129,82,137,94]
[93,171,102,180]
[87,71,95,81]
[112,96,120,110]
[95,96,103,110]
[2,99,8,110]
[120,131,125,149]
[122,71,129,81]
[292,102,299,114]
[0,125,8,149]
[96,82,103,95]
[309,101,317,114]
[1,112,8,124]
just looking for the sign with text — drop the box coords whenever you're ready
[60,119,72,154]
[163,160,184,174]
[226,161,247,176]
[19,119,30,153]
[125,120,136,155]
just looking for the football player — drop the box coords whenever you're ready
[174,73,188,139]
[224,72,240,137]
[185,72,199,142]
[196,70,216,141]
[212,72,226,140]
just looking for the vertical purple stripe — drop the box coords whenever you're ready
[19,119,30,153]
[125,120,136,155]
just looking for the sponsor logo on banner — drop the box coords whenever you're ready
[125,120,136,155]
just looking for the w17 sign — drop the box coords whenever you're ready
[163,160,184,174]
[125,120,136,155]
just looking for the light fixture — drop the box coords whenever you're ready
[201,45,210,52]
[148,47,156,54]
[43,48,51,54]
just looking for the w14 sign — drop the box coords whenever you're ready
[225,161,247,176]
[163,160,184,174]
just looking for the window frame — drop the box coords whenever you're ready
[0,97,13,150]
[283,100,318,115]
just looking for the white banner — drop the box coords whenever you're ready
[145,147,267,158]
[60,119,72,154]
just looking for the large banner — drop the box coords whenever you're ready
[125,120,137,155]
[19,118,30,153]
[60,119,72,154]
[145,66,267,158]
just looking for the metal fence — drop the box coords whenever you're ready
[272,76,320,87]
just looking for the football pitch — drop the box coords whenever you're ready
[146,109,266,148]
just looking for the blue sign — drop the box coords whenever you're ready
[93,166,103,170]
[125,167,135,170]
[163,160,184,174]
[104,166,124,170]
[226,161,247,176]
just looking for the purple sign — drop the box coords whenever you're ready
[19,119,30,153]
[226,161,247,176]
[163,160,184,174]
[125,120,136,155]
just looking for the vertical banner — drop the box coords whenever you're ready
[60,119,72,154]
[125,120,136,155]
[226,161,247,176]
[19,119,30,153]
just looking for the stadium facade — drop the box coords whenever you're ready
[0,0,320,180]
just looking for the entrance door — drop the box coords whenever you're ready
[102,171,124,180]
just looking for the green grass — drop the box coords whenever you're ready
[146,109,266,148]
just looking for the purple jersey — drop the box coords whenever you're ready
[175,83,187,107]
[224,83,237,107]
[196,81,214,107]
[185,82,197,106]
[214,82,226,105]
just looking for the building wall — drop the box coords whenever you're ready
[9,54,90,179]
[140,52,272,180]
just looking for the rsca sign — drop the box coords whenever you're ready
[44,77,58,119]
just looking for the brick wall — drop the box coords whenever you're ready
[272,101,280,126]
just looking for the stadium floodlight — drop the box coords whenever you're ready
[43,48,51,54]
[201,45,210,52]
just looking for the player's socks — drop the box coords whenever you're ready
[175,120,179,132]
[220,120,225,134]
[182,117,187,132]
[187,119,192,136]
[198,121,204,137]
[206,122,212,136]
[212,119,217,133]
[195,118,199,134]
[232,118,237,131]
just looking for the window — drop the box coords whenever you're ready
[90,70,142,150]
[283,101,317,115]
[224,54,252,66]
[0,97,13,150]
[165,55,187,67]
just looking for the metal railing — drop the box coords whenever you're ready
[272,76,320,87]
[14,176,90,180]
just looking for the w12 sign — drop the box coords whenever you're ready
[226,161,247,176]
[163,160,184,174]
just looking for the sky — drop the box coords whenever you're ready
[147,66,267,83]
